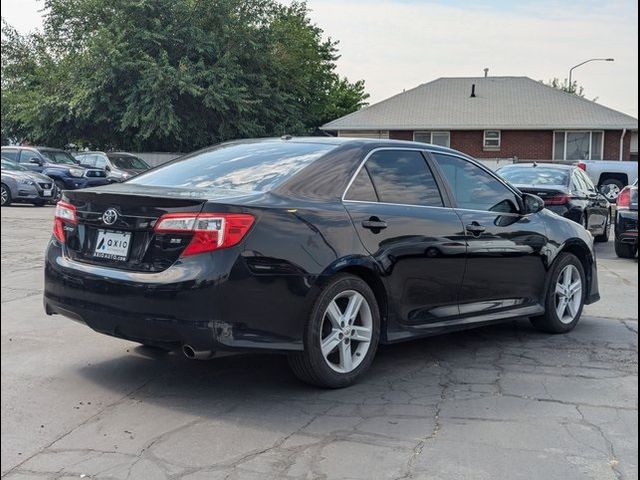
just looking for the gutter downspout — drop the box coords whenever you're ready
[619,128,627,161]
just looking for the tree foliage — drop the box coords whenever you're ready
[1,0,369,150]
[542,77,597,102]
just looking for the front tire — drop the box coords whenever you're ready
[615,240,637,259]
[288,274,380,388]
[1,184,11,206]
[531,253,586,334]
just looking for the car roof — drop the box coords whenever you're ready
[499,162,574,171]
[222,136,467,156]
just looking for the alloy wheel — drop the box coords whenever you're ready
[320,290,373,373]
[603,184,621,202]
[1,186,8,206]
[554,265,583,324]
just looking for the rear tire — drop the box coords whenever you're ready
[615,240,637,259]
[600,178,624,202]
[530,253,586,334]
[1,184,11,206]
[288,274,380,388]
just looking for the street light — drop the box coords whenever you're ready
[568,58,615,85]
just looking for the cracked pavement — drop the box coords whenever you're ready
[1,205,637,480]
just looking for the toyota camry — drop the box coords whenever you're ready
[44,138,600,388]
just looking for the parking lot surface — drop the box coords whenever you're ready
[1,205,637,480]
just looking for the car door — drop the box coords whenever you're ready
[18,149,44,172]
[576,168,610,234]
[342,148,467,339]
[430,152,549,319]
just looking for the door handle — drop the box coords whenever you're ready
[362,217,387,231]
[466,222,486,235]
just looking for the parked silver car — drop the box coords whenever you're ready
[74,151,151,182]
[1,157,56,206]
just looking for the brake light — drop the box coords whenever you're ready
[617,187,631,209]
[154,213,255,256]
[53,201,77,243]
[576,162,587,171]
[544,194,570,206]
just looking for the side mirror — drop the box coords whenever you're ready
[104,165,111,172]
[29,157,43,165]
[522,193,545,215]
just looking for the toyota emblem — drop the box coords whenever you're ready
[102,208,119,225]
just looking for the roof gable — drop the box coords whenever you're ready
[321,76,638,131]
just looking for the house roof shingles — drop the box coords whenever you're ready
[321,76,638,131]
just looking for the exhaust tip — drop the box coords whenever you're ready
[182,345,196,359]
[182,345,214,360]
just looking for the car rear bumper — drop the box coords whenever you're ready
[43,241,311,352]
[615,210,638,244]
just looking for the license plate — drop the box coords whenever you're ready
[93,230,131,261]
[42,190,52,197]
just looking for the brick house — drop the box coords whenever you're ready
[321,76,638,162]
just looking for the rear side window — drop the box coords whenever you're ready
[345,168,378,202]
[362,150,443,206]
[433,153,519,213]
[129,142,334,192]
[1,149,19,161]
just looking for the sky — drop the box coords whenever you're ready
[1,0,638,117]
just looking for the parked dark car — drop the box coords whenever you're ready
[1,146,110,199]
[44,138,600,388]
[614,179,638,258]
[497,163,611,242]
[1,157,57,206]
[74,151,151,182]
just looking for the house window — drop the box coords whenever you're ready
[414,131,450,147]
[553,131,604,161]
[483,130,501,149]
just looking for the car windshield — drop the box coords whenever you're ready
[108,155,150,170]
[498,166,569,186]
[1,158,29,171]
[39,150,78,165]
[128,141,335,192]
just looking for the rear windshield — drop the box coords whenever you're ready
[108,155,150,170]
[128,142,334,192]
[498,166,569,186]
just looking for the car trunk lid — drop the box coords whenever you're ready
[61,185,258,272]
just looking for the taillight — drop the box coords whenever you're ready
[154,213,255,256]
[544,194,570,206]
[576,162,587,171]
[617,187,631,209]
[53,201,77,243]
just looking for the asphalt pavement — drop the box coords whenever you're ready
[1,205,637,480]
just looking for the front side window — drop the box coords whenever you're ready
[129,142,335,192]
[554,131,604,161]
[484,130,501,149]
[414,131,450,148]
[352,150,443,206]
[433,153,519,213]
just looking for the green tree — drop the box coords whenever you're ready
[542,77,598,102]
[1,0,368,150]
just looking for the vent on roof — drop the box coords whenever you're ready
[470,84,476,98]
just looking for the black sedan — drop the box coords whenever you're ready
[614,179,638,258]
[44,138,600,388]
[497,163,611,242]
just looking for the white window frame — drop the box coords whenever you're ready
[483,130,501,150]
[413,131,450,147]
[553,130,605,161]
